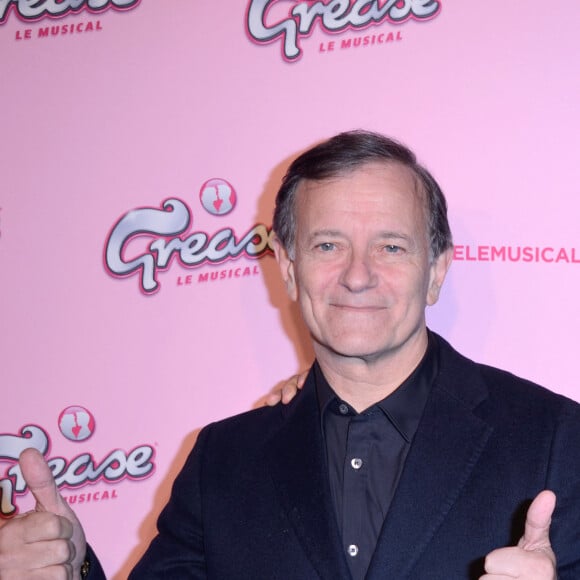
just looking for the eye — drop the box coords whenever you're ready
[384,244,402,254]
[317,242,336,252]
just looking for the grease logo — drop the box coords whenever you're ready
[1,0,140,24]
[58,405,96,442]
[4,0,142,42]
[246,0,441,61]
[0,409,155,518]
[104,178,273,295]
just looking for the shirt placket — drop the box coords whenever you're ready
[342,412,372,579]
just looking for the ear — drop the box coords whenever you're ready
[272,235,298,301]
[426,247,453,306]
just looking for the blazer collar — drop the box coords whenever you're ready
[263,370,352,580]
[366,334,494,578]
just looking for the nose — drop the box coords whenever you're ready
[339,249,378,292]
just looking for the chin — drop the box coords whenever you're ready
[327,339,391,360]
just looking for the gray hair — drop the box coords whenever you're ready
[273,130,453,260]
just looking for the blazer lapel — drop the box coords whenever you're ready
[366,345,494,579]
[264,371,352,580]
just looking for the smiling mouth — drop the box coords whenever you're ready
[331,304,386,312]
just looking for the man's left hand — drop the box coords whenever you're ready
[480,490,556,579]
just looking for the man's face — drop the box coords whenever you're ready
[275,161,451,366]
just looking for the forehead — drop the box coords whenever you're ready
[294,161,426,228]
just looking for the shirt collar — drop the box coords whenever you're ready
[315,330,439,442]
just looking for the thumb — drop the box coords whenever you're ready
[19,447,87,576]
[519,489,556,551]
[19,447,65,514]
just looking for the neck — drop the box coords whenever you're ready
[314,330,429,412]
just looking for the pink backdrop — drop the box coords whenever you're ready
[1,1,579,576]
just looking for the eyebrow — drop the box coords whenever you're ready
[308,229,344,239]
[376,231,412,242]
[309,229,411,240]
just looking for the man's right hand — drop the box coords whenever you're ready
[0,448,86,579]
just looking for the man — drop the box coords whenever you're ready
[1,131,578,578]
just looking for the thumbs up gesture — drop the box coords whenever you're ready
[481,490,557,579]
[0,448,86,579]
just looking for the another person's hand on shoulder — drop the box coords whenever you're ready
[264,371,308,406]
[0,448,87,579]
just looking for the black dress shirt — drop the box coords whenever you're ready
[315,333,439,580]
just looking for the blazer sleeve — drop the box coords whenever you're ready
[84,544,107,579]
[128,427,209,579]
[548,401,580,579]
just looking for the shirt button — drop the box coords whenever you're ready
[351,458,363,470]
[338,403,349,415]
[347,544,359,557]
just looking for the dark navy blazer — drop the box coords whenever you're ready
[119,334,580,579]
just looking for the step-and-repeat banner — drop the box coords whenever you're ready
[1,1,578,576]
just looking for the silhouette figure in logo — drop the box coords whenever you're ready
[201,179,236,215]
[59,409,93,441]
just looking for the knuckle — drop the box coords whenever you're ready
[52,539,73,563]
[36,565,73,580]
[534,554,555,576]
[28,512,66,540]
[483,552,493,572]
[45,515,63,537]
[56,563,73,580]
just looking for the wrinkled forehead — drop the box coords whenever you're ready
[294,160,429,223]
